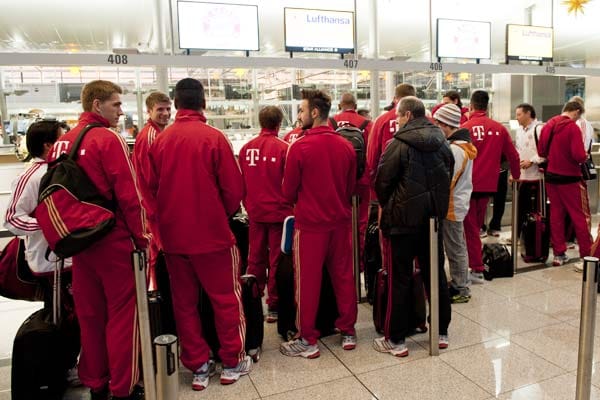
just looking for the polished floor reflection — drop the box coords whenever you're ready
[1,261,599,399]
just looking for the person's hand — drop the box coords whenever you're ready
[520,160,533,169]
[508,175,515,184]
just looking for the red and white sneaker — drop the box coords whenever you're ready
[341,334,357,350]
[279,337,320,358]
[220,355,252,385]
[192,360,216,391]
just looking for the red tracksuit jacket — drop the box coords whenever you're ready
[283,127,305,144]
[461,110,521,193]
[132,120,161,222]
[239,129,293,223]
[47,112,149,249]
[148,109,243,254]
[329,109,373,187]
[537,115,587,176]
[367,106,398,193]
[282,125,356,231]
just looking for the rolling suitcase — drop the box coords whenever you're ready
[363,203,381,305]
[147,251,177,340]
[11,261,68,400]
[520,178,549,263]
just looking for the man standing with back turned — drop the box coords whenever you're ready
[280,89,358,359]
[148,78,251,391]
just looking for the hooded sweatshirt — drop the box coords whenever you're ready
[446,128,477,222]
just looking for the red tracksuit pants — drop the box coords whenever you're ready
[464,195,490,272]
[356,184,370,272]
[546,181,592,257]
[72,228,139,398]
[246,221,282,309]
[293,225,357,345]
[165,246,245,369]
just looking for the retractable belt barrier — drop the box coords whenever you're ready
[575,257,599,400]
[429,217,439,356]
[154,334,179,400]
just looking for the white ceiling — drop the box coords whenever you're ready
[0,0,599,66]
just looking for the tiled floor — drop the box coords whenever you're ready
[1,232,600,399]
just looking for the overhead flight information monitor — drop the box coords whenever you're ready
[507,24,553,62]
[436,18,491,60]
[284,8,355,54]
[177,1,259,51]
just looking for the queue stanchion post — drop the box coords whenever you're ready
[575,257,599,400]
[429,217,439,356]
[155,334,179,400]
[511,179,519,274]
[352,194,362,303]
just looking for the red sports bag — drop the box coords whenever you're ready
[36,124,116,259]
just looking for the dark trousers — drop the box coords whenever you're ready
[488,169,508,231]
[387,224,451,342]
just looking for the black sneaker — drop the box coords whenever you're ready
[90,386,110,400]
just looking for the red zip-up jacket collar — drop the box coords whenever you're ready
[468,110,487,120]
[145,118,163,133]
[80,111,111,127]
[259,128,278,137]
[304,125,336,136]
[174,109,207,123]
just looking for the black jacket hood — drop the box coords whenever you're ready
[394,117,447,152]
[447,128,472,143]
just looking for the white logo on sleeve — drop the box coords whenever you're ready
[245,148,260,166]
[51,141,70,158]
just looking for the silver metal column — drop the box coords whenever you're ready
[367,0,380,117]
[511,180,519,274]
[154,334,179,400]
[575,256,599,400]
[352,194,361,302]
[132,250,157,400]
[429,217,439,356]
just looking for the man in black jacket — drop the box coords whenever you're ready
[373,96,453,357]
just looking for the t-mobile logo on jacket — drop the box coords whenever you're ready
[472,125,500,141]
[245,148,277,166]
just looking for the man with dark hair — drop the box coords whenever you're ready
[48,80,149,400]
[432,90,469,125]
[514,103,544,235]
[239,106,292,323]
[280,89,358,358]
[132,91,171,270]
[148,78,251,390]
[329,92,373,274]
[461,90,520,283]
[538,101,592,265]
[373,96,454,356]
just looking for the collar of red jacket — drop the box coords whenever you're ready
[259,128,278,136]
[305,125,336,135]
[175,109,207,123]
[79,111,111,127]
[339,109,357,115]
[146,118,163,132]
[469,110,487,119]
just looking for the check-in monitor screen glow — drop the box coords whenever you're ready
[284,8,355,54]
[436,18,491,60]
[507,24,553,61]
[177,1,259,51]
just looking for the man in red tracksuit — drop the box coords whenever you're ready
[462,90,520,282]
[283,121,304,143]
[47,80,149,400]
[328,93,373,271]
[366,83,416,271]
[147,78,251,391]
[280,89,358,359]
[538,101,592,265]
[132,91,171,270]
[239,106,293,323]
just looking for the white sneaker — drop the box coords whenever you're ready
[552,254,570,266]
[470,271,485,284]
[372,336,408,357]
[439,335,449,349]
[341,334,357,350]
[220,355,252,385]
[279,337,320,359]
[192,359,216,391]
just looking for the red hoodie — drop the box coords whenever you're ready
[47,112,149,249]
[537,115,587,177]
[148,109,243,254]
[283,126,305,144]
[461,110,520,193]
[239,128,293,223]
[367,106,398,196]
[282,125,356,231]
[329,109,373,187]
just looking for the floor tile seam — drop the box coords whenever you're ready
[511,285,584,303]
[491,334,571,374]
[247,366,264,399]
[484,285,558,300]
[253,375,367,400]
[497,368,573,396]
[493,317,566,340]
[318,337,381,399]
[437,355,496,397]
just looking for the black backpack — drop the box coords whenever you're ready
[482,243,513,281]
[330,117,368,179]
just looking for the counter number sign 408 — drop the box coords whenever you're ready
[107,54,129,65]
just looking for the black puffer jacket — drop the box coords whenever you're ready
[375,117,454,235]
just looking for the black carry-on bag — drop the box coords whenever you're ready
[11,261,68,400]
[520,177,550,263]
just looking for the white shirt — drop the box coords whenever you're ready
[576,117,594,151]
[515,119,545,181]
[4,158,71,275]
